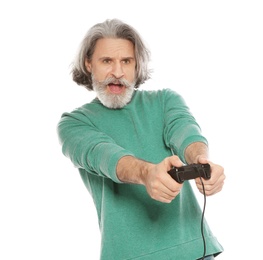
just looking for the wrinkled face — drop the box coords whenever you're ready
[85,38,136,109]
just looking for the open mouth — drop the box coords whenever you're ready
[108,83,125,94]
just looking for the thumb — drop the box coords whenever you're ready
[197,156,209,164]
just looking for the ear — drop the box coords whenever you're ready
[85,58,92,73]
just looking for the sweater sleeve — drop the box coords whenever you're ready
[163,89,208,163]
[57,110,134,183]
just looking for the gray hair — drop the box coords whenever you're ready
[71,19,151,90]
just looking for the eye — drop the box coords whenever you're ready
[102,58,112,64]
[122,59,131,64]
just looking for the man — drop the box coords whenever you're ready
[57,19,225,260]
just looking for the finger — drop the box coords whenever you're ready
[152,182,182,202]
[196,176,225,195]
[157,189,181,203]
[165,155,183,170]
[198,184,223,196]
[199,167,225,186]
[195,164,225,185]
[159,181,181,198]
[197,156,209,164]
[158,197,174,204]
[150,191,177,203]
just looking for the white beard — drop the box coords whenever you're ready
[92,76,135,109]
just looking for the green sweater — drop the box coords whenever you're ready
[57,88,223,259]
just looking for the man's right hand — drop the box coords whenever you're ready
[117,155,184,203]
[142,156,184,203]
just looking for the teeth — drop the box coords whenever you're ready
[109,83,122,86]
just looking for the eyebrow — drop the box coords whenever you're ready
[99,56,135,61]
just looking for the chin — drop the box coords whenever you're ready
[99,88,134,109]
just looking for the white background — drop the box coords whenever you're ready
[1,0,262,259]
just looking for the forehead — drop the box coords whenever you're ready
[93,38,135,58]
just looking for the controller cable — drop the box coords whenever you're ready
[169,151,208,259]
[200,176,207,260]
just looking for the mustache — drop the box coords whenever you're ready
[95,77,134,88]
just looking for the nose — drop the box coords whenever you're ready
[111,62,124,79]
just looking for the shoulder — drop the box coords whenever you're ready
[135,88,185,106]
[59,98,106,123]
[133,88,181,100]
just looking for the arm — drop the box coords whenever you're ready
[163,89,208,164]
[184,141,209,164]
[162,89,225,195]
[116,155,184,203]
[57,111,134,183]
[58,107,183,202]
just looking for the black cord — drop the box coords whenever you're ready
[200,177,206,260]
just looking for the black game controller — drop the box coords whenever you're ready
[168,163,211,183]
